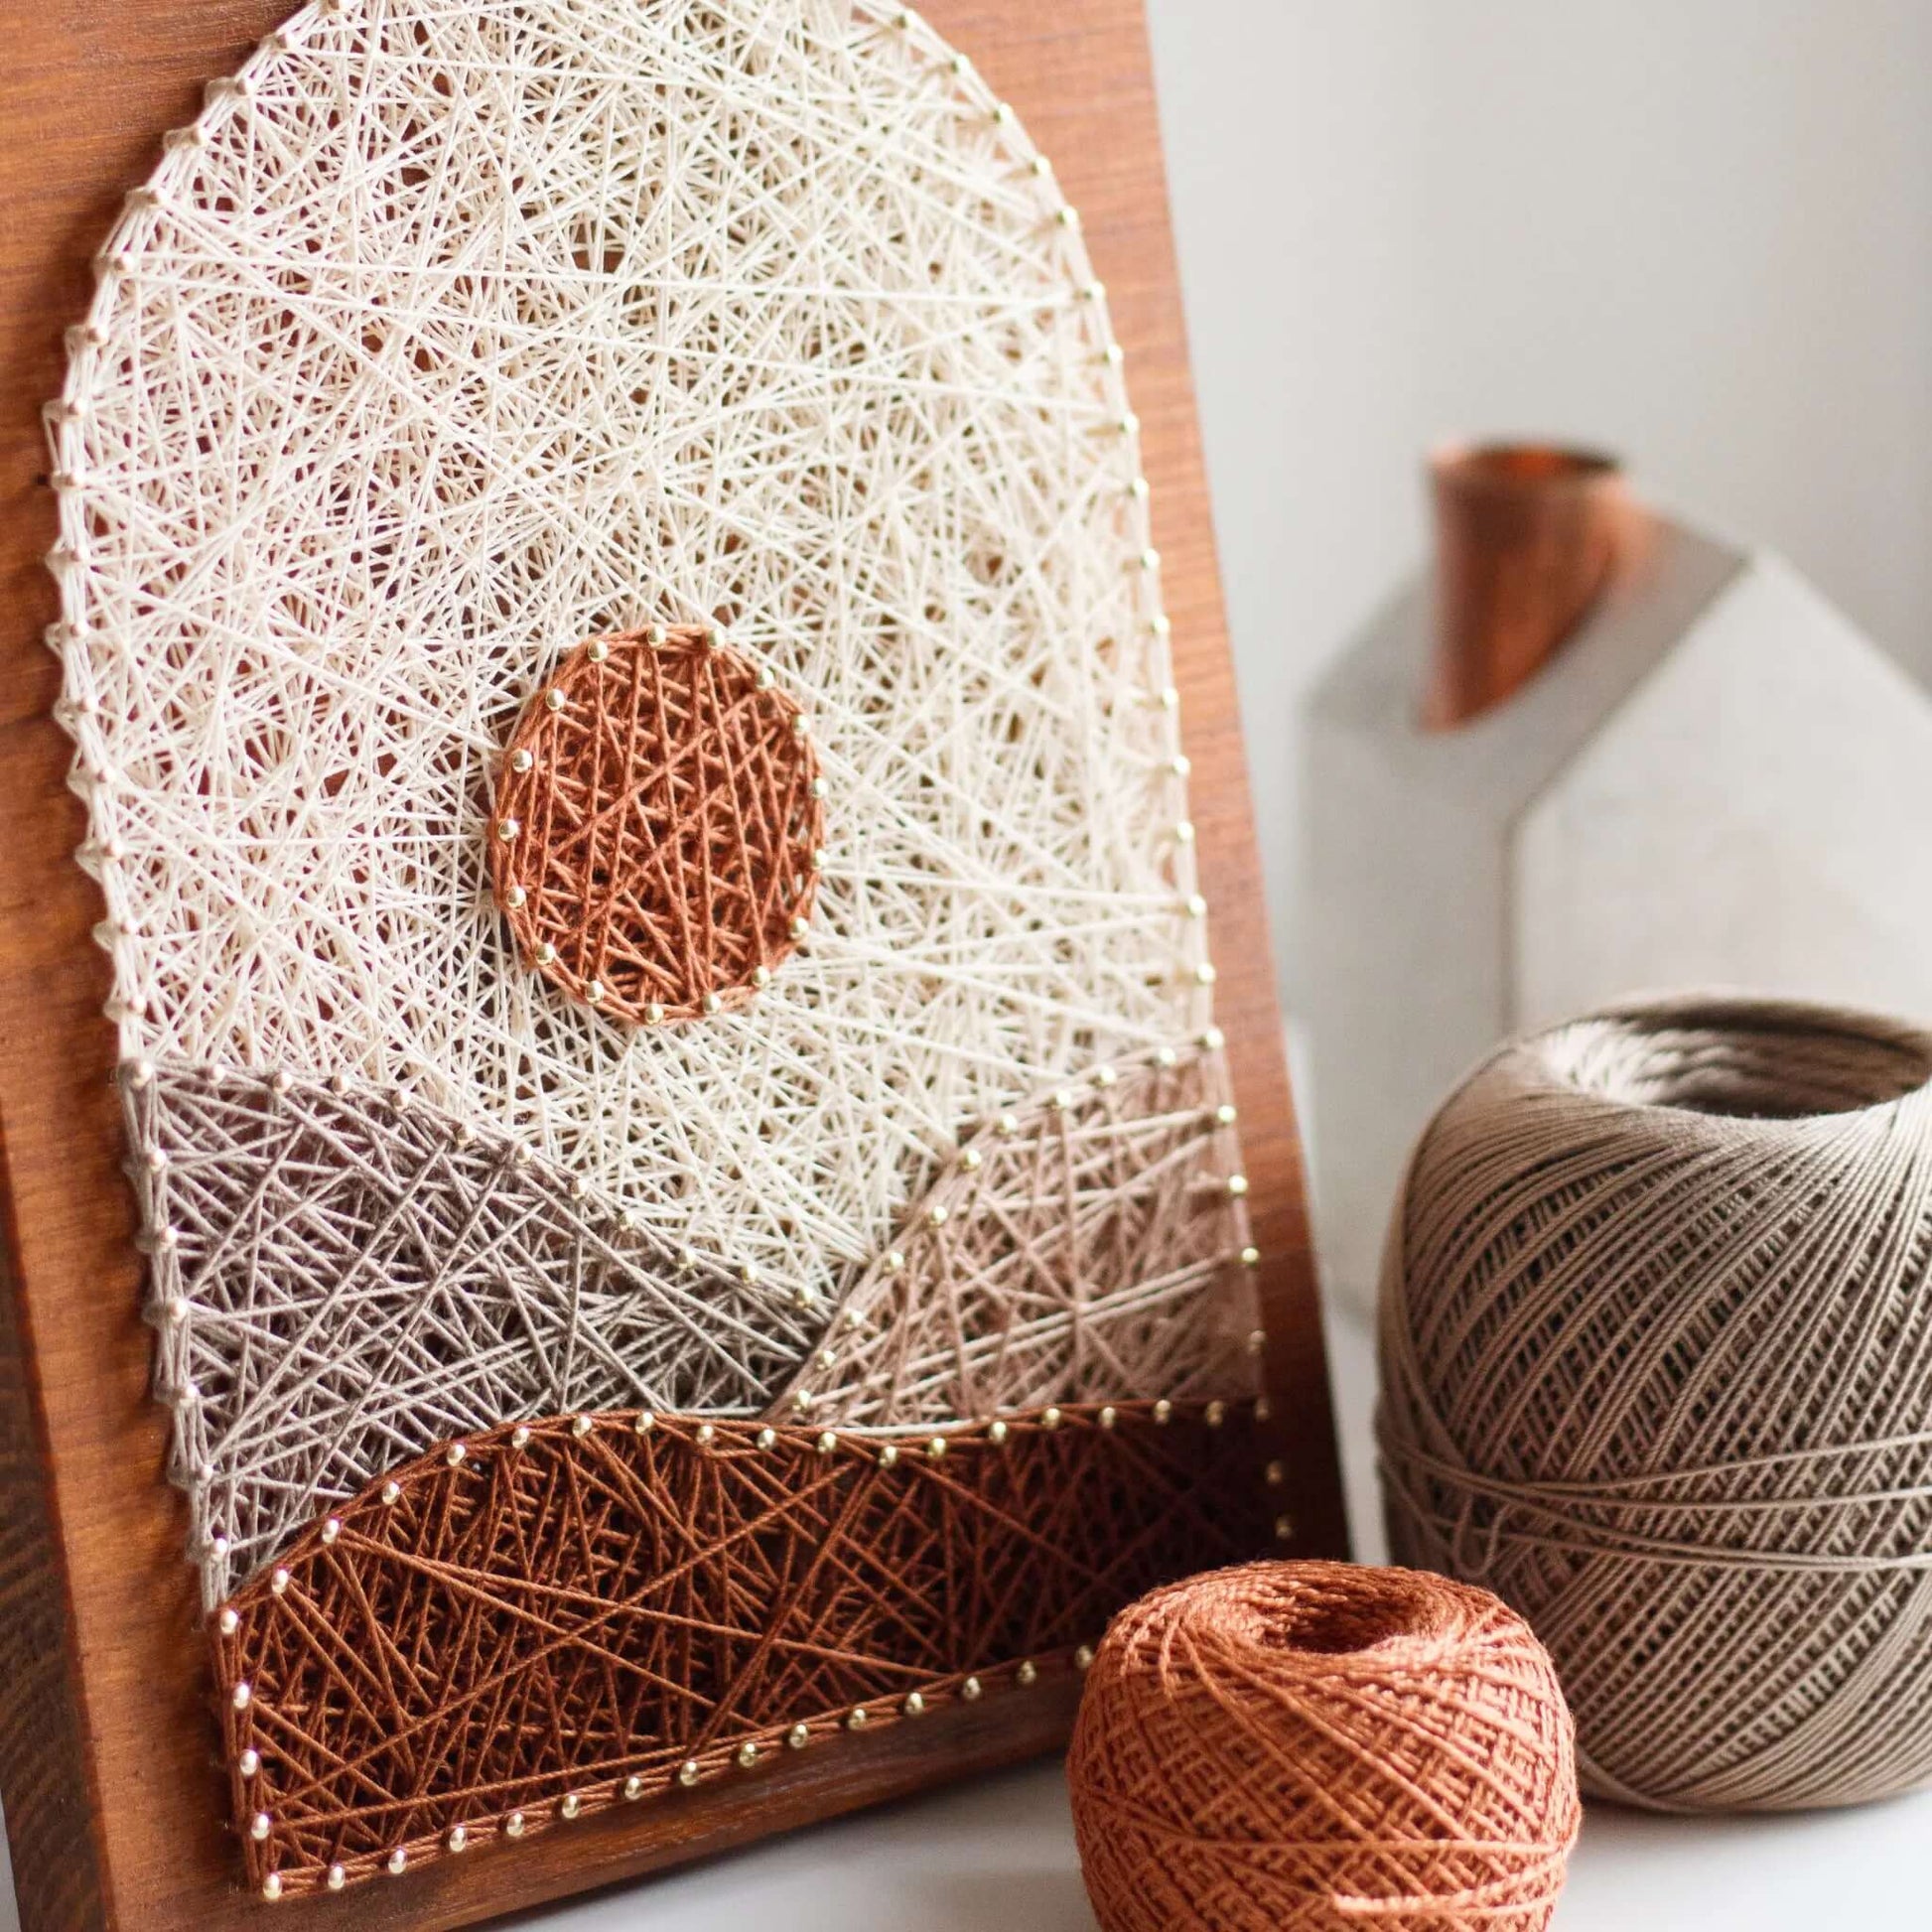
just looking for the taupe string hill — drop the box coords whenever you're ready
[1380,994,1932,1811]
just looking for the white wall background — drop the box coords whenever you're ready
[1145,0,1932,1013]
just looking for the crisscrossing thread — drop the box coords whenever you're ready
[490,626,822,1025]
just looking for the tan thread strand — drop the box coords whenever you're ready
[783,1039,1259,1426]
[1378,992,1932,1812]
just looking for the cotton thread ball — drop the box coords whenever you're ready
[1379,993,1932,1811]
[1067,1561,1579,1932]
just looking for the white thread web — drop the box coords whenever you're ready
[50,0,1232,1595]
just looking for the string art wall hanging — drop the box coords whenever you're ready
[0,2,1344,1928]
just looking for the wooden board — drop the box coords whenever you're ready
[0,5,1348,1929]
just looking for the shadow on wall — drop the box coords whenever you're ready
[1295,501,1932,1313]
[1144,3,1932,1262]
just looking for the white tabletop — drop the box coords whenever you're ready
[3,1303,1926,1930]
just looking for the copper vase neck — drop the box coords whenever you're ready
[1424,442,1633,732]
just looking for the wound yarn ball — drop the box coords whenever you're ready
[1379,993,1932,1812]
[1067,1560,1579,1932]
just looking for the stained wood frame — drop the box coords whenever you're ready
[0,4,1348,1928]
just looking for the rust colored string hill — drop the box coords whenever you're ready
[214,1402,1280,1898]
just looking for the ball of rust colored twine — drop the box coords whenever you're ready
[1067,1560,1579,1931]
[1379,993,1932,1812]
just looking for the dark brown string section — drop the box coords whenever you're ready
[490,626,823,1024]
[213,1402,1279,1898]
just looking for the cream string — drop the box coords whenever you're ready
[48,0,1247,1603]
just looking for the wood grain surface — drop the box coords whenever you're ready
[0,4,1346,1928]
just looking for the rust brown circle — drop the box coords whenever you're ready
[489,626,822,1023]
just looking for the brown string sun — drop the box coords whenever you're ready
[490,625,823,1024]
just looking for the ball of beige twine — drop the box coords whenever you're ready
[1378,993,1932,1812]
[1067,1561,1579,1932]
